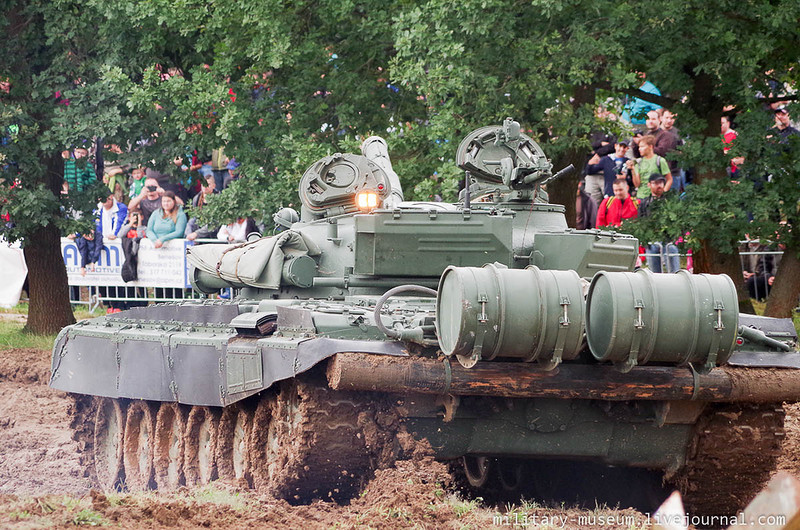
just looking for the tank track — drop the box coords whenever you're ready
[270,376,392,502]
[672,402,786,517]
[68,370,399,502]
[67,394,99,484]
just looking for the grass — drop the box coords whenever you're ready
[0,302,104,351]
[0,321,58,350]
[189,485,248,510]
[448,494,483,518]
[0,496,108,529]
[71,509,106,526]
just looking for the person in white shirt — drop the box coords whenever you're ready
[217,218,258,243]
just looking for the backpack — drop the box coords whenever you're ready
[604,196,640,212]
[121,237,139,282]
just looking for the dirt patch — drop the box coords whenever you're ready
[0,347,51,384]
[2,346,800,528]
[0,381,88,495]
[0,460,652,529]
[777,402,800,476]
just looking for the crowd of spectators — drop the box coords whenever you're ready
[577,92,798,275]
[56,142,260,309]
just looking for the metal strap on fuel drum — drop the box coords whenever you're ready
[442,357,453,395]
[702,277,726,374]
[470,288,489,366]
[621,274,645,373]
[529,267,549,363]
[547,279,571,370]
[679,270,702,367]
[690,364,701,400]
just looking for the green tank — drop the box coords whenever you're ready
[52,119,800,515]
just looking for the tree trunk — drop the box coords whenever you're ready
[687,71,754,313]
[547,84,595,228]
[549,147,584,228]
[694,240,754,314]
[765,246,800,318]
[24,152,75,335]
[328,353,800,402]
[24,224,76,334]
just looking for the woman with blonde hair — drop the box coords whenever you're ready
[146,190,187,248]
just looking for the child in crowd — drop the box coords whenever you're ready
[128,167,146,199]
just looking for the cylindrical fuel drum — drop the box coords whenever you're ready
[585,269,738,372]
[435,264,585,368]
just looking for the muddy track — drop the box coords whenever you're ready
[69,394,97,484]
[61,367,403,504]
[674,402,786,516]
[269,372,402,503]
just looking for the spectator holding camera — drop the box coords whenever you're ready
[128,177,164,226]
[128,176,184,226]
[586,141,631,203]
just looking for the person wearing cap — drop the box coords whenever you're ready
[273,207,299,233]
[639,173,679,273]
[772,106,799,142]
[612,141,631,182]
[586,141,630,204]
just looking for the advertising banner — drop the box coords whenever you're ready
[61,237,193,288]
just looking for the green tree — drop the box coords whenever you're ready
[390,0,800,314]
[0,0,430,334]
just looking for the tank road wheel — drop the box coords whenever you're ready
[248,392,279,491]
[93,398,126,490]
[673,403,786,517]
[216,404,254,486]
[123,400,156,491]
[496,459,525,492]
[271,377,377,503]
[462,456,492,488]
[184,406,219,486]
[154,403,185,490]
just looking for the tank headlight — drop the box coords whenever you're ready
[356,190,379,211]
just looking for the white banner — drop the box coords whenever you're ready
[61,237,193,288]
[0,239,27,308]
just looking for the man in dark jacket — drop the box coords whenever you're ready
[576,183,598,230]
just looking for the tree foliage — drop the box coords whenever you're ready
[2,0,800,332]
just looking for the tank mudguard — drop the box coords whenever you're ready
[51,319,407,407]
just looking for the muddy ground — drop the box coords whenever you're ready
[0,346,798,529]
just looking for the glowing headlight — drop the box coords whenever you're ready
[356,190,379,211]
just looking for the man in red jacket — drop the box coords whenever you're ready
[596,179,639,228]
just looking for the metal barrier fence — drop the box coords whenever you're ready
[68,285,225,312]
[636,240,782,301]
[65,238,230,311]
